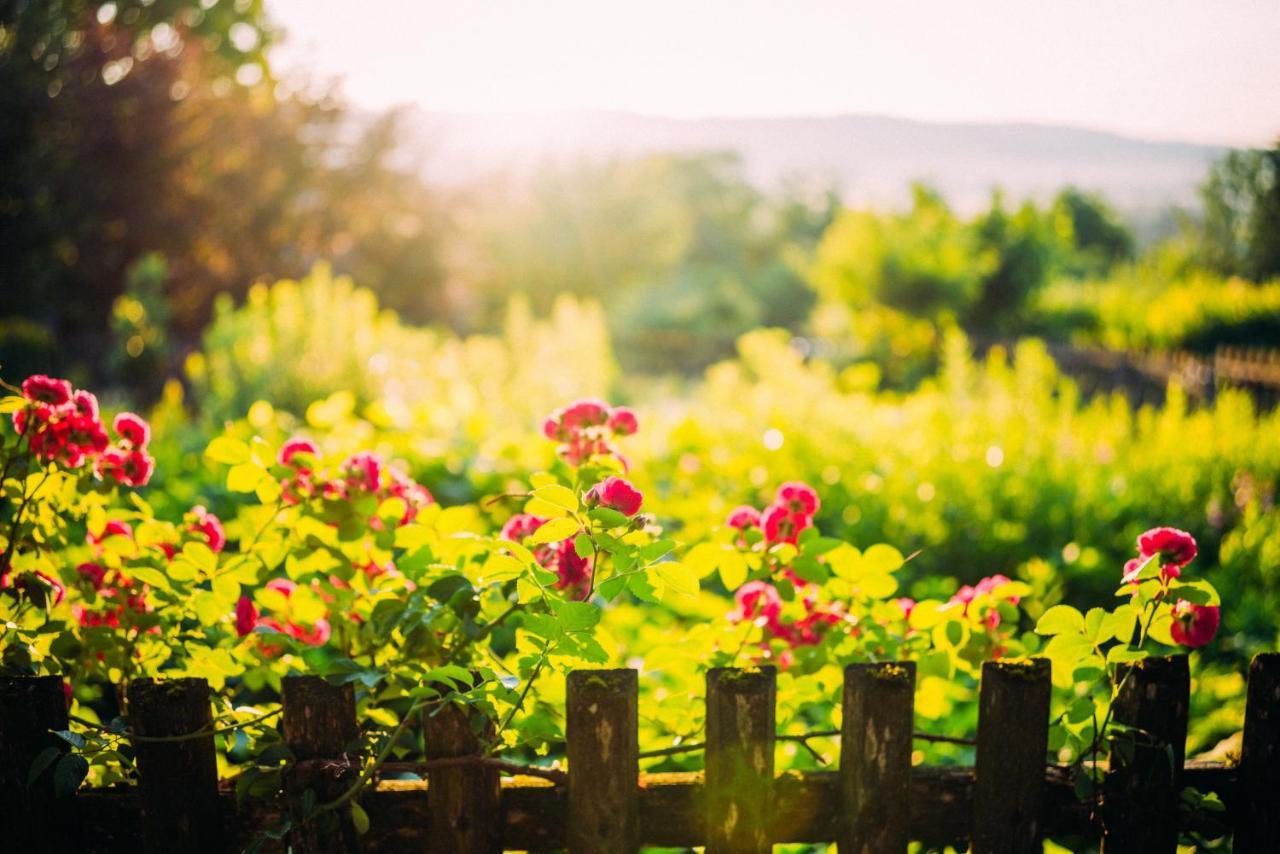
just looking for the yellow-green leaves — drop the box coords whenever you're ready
[685,541,748,590]
[1036,604,1085,635]
[652,561,698,599]
[525,484,578,518]
[528,517,578,544]
[205,436,250,465]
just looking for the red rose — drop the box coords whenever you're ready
[731,580,782,625]
[1136,527,1197,574]
[112,412,151,449]
[21,375,72,406]
[234,595,259,637]
[278,437,319,467]
[1169,600,1220,648]
[189,505,226,553]
[776,481,820,516]
[762,504,810,545]
[607,406,639,436]
[585,476,643,517]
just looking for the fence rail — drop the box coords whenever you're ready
[1042,343,1280,409]
[1,653,1277,852]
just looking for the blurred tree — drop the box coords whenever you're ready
[0,1,451,387]
[460,153,830,373]
[0,0,271,369]
[966,193,1063,334]
[1052,187,1134,276]
[1197,143,1280,282]
[810,184,985,323]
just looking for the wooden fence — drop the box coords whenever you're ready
[1042,344,1280,409]
[1,654,1278,853]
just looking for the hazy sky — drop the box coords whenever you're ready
[267,0,1279,146]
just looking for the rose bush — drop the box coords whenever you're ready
[0,373,1227,843]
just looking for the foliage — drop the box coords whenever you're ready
[458,153,832,373]
[0,2,450,382]
[1197,143,1280,282]
[1032,267,1280,353]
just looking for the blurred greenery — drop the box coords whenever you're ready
[2,0,1280,802]
[146,275,1278,761]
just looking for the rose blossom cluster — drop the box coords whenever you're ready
[1123,526,1220,648]
[725,482,847,663]
[276,438,433,527]
[502,475,644,600]
[234,579,331,652]
[73,507,225,630]
[542,399,638,467]
[12,375,154,486]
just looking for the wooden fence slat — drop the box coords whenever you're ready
[0,675,74,852]
[972,658,1051,854]
[566,668,639,853]
[1236,652,1280,852]
[705,665,776,854]
[1103,654,1190,852]
[282,675,361,853]
[425,702,500,854]
[838,661,915,853]
[128,677,222,853]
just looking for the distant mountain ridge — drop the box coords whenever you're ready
[404,109,1225,217]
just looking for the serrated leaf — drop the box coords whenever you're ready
[552,600,601,631]
[653,561,698,599]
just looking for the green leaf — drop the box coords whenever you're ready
[573,533,594,560]
[227,462,265,493]
[427,574,475,603]
[587,507,629,528]
[212,574,240,605]
[205,436,250,465]
[718,549,748,591]
[52,754,88,798]
[1107,646,1148,665]
[482,553,523,583]
[528,517,579,545]
[129,567,171,592]
[1035,605,1086,636]
[27,746,61,787]
[1043,632,1094,669]
[862,544,905,574]
[533,484,578,513]
[350,802,370,835]
[552,600,601,631]
[791,556,829,585]
[653,561,698,599]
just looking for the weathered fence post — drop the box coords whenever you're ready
[1102,654,1190,853]
[282,675,362,853]
[0,675,74,852]
[972,658,1051,854]
[838,661,915,853]
[566,668,639,853]
[128,677,223,853]
[1236,652,1280,852]
[705,665,776,854]
[425,702,501,854]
